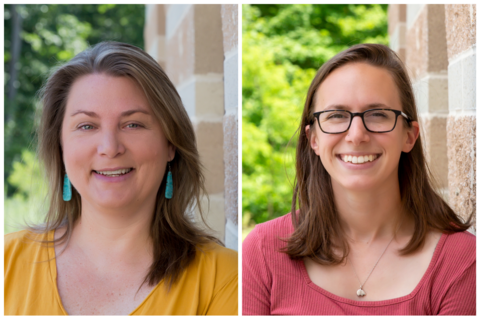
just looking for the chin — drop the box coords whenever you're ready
[90,192,138,210]
[333,178,378,192]
[97,199,134,210]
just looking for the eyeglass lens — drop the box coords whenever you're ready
[319,110,397,133]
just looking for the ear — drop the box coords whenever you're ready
[306,125,321,156]
[168,142,176,161]
[402,121,420,153]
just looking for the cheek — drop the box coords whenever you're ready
[133,135,170,172]
[62,142,88,175]
[317,134,340,159]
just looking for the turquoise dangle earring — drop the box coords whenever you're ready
[63,174,72,201]
[165,162,173,199]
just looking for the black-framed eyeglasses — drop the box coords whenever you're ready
[311,108,412,134]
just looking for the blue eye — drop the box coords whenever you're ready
[126,123,141,128]
[80,124,94,130]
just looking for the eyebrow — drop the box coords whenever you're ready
[70,109,151,117]
[324,103,390,110]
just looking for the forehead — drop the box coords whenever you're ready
[314,62,401,112]
[65,73,152,114]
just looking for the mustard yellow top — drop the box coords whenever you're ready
[4,230,238,315]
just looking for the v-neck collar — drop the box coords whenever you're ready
[46,229,163,315]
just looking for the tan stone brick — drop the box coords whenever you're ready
[144,6,166,52]
[195,79,224,118]
[195,121,225,194]
[406,5,448,80]
[194,5,224,74]
[427,5,448,73]
[445,4,476,60]
[447,115,476,229]
[223,114,238,224]
[406,6,428,80]
[166,7,195,85]
[196,193,225,241]
[419,115,448,189]
[388,4,406,35]
[221,4,238,54]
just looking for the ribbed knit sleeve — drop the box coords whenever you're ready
[437,262,476,315]
[242,225,271,315]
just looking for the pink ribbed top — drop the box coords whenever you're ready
[242,213,476,315]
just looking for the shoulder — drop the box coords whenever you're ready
[430,231,476,314]
[432,230,476,285]
[245,213,294,245]
[5,230,47,258]
[243,213,294,264]
[5,229,33,244]
[198,242,238,270]
[440,230,476,265]
[195,242,238,284]
[4,230,50,279]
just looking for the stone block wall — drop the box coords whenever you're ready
[444,5,476,230]
[144,4,238,249]
[388,4,476,231]
[221,4,239,250]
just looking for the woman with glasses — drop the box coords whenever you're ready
[4,42,238,315]
[243,44,475,315]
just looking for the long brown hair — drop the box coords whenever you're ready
[284,43,472,264]
[36,41,219,287]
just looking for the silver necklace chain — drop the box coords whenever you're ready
[348,217,404,297]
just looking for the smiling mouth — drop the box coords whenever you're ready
[93,168,134,177]
[338,154,380,164]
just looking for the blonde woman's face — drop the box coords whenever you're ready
[306,62,419,192]
[61,74,175,211]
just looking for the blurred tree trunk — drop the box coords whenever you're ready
[6,4,23,124]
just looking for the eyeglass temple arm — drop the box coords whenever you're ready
[400,111,412,121]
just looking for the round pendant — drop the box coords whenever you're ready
[356,289,366,297]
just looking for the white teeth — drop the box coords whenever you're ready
[340,155,378,164]
[96,168,132,176]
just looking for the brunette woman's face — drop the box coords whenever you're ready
[61,73,175,210]
[306,62,419,192]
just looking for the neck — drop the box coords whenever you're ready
[332,177,405,244]
[64,198,156,267]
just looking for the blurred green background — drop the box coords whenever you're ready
[242,4,389,240]
[4,4,145,234]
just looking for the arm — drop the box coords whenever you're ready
[437,262,476,315]
[242,227,272,315]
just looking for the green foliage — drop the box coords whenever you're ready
[4,4,145,196]
[242,4,388,229]
[5,150,48,234]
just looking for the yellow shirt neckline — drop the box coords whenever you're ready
[45,229,164,316]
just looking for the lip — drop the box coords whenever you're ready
[94,167,134,172]
[336,153,381,170]
[92,167,135,182]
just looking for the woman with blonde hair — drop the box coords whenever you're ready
[5,41,237,315]
[243,43,474,315]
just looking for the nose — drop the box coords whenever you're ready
[345,115,370,145]
[97,129,126,158]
